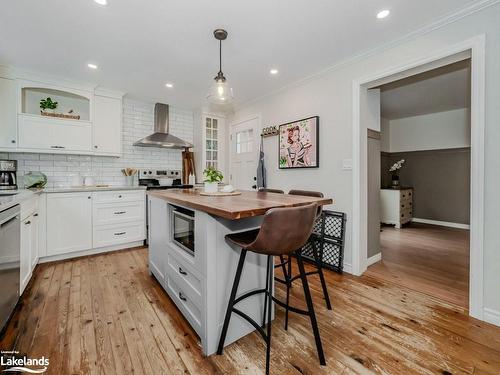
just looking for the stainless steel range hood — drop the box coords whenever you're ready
[133,103,193,149]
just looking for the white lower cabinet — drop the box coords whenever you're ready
[20,197,39,294]
[46,192,93,256]
[45,190,145,257]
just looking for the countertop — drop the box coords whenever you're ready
[0,190,39,211]
[148,188,334,220]
[42,185,147,193]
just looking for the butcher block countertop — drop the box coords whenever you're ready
[147,188,333,220]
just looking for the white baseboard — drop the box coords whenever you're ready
[412,218,470,230]
[343,263,353,274]
[38,240,144,263]
[484,308,500,327]
[366,253,382,267]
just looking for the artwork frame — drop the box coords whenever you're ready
[278,116,319,169]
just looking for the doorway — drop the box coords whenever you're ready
[365,60,471,308]
[352,36,485,319]
[229,116,260,190]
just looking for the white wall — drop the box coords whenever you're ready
[0,99,194,188]
[383,108,470,152]
[230,4,500,317]
[380,117,391,152]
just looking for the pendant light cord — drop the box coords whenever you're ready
[219,40,222,74]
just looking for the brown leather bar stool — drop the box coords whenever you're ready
[258,188,285,194]
[217,203,326,374]
[276,190,332,331]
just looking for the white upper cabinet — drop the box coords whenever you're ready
[18,115,92,152]
[0,71,125,156]
[93,93,122,156]
[0,77,18,149]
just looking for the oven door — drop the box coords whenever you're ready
[172,207,195,256]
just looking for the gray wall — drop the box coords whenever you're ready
[381,148,470,224]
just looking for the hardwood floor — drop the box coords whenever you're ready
[366,223,469,308]
[2,246,499,374]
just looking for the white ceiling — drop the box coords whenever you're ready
[380,60,471,120]
[0,0,482,109]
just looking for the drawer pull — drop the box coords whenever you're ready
[179,292,187,302]
[401,204,405,208]
[25,220,31,225]
[50,145,66,149]
[114,232,126,236]
[33,213,38,217]
[179,267,187,276]
[118,195,123,198]
[114,211,126,215]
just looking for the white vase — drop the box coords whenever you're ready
[204,182,218,193]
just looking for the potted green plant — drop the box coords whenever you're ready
[39,97,58,114]
[203,166,223,193]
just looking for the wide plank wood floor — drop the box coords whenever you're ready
[2,246,499,374]
[366,223,469,308]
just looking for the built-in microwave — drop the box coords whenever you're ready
[171,206,195,256]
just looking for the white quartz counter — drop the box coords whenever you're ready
[42,186,147,193]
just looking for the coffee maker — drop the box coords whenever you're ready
[0,160,17,190]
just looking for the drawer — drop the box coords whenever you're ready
[400,200,412,211]
[93,201,145,226]
[400,190,412,200]
[93,190,145,204]
[93,222,145,248]
[166,251,202,302]
[165,275,202,335]
[20,196,38,220]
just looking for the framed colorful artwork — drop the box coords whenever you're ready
[278,116,319,169]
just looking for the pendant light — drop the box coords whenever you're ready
[206,29,234,105]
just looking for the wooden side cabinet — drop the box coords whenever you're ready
[380,188,413,229]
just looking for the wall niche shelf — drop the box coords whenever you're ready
[20,85,91,122]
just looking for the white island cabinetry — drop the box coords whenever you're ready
[147,194,269,356]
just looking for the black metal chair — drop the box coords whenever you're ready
[258,188,285,194]
[217,203,326,374]
[275,190,332,331]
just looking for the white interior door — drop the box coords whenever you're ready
[230,118,259,190]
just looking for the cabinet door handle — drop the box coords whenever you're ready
[25,220,31,225]
[11,140,16,144]
[94,145,98,149]
[33,213,38,217]
[88,196,91,199]
[179,267,187,276]
[178,292,187,302]
[118,195,123,198]
[114,232,126,236]
[114,211,126,215]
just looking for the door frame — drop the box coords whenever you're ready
[352,35,485,319]
[228,115,261,188]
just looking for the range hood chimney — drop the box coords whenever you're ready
[133,103,193,149]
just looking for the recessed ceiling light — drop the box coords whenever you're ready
[87,63,98,69]
[165,83,174,88]
[270,69,279,75]
[94,0,108,5]
[377,9,390,19]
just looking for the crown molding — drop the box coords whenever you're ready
[235,0,500,112]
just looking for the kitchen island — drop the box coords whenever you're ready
[147,189,333,355]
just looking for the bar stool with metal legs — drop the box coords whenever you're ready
[258,188,285,194]
[217,203,326,374]
[275,190,332,331]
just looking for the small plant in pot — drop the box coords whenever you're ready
[389,159,405,188]
[40,97,58,114]
[203,167,223,193]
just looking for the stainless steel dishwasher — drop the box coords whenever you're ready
[0,204,20,333]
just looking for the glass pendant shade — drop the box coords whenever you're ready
[206,76,234,104]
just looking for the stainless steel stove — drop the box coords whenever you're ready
[139,169,193,244]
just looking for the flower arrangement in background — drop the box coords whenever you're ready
[389,159,405,187]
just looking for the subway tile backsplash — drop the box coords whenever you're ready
[0,99,194,188]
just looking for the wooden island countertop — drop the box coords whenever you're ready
[147,189,333,220]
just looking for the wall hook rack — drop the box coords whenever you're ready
[261,126,279,138]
